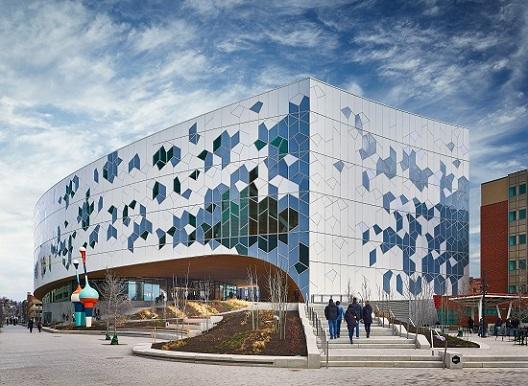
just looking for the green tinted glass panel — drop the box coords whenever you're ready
[509,186,517,198]
[509,235,517,246]
[520,209,527,220]
[520,234,527,244]
[520,184,527,195]
[509,260,517,271]
[509,211,517,222]
[519,260,527,270]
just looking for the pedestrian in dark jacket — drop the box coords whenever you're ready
[37,320,43,333]
[28,319,34,333]
[324,299,338,339]
[336,301,345,338]
[478,317,485,337]
[494,317,502,339]
[362,300,373,338]
[468,317,474,334]
[350,297,362,338]
[344,304,357,344]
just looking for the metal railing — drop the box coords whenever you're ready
[307,305,329,368]
[310,294,351,304]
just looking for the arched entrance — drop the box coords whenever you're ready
[35,254,304,302]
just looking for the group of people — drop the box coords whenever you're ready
[27,319,43,333]
[324,297,373,344]
[492,316,522,338]
[467,316,522,338]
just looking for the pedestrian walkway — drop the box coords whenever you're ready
[2,324,528,384]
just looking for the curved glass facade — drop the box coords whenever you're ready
[34,78,469,301]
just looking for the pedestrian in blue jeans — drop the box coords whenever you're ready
[350,297,362,338]
[324,299,338,339]
[336,301,345,338]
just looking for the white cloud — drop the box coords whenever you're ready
[183,0,245,16]
[130,20,195,53]
[344,80,363,96]
[0,1,249,300]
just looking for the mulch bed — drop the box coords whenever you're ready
[404,324,480,348]
[152,310,307,356]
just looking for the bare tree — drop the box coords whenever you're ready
[98,270,129,344]
[403,273,437,342]
[512,292,528,322]
[267,266,289,340]
[0,297,5,328]
[200,276,212,330]
[247,266,259,330]
[347,278,353,304]
[360,275,371,305]
[171,263,191,338]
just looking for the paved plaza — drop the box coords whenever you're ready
[1,326,528,385]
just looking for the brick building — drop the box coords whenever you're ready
[481,170,527,294]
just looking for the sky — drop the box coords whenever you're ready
[0,0,527,301]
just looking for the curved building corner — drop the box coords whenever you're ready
[34,78,469,322]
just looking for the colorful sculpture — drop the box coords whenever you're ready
[78,247,99,328]
[70,259,84,327]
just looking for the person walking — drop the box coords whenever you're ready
[28,319,34,333]
[467,316,474,334]
[324,299,338,339]
[344,304,357,344]
[494,317,502,339]
[478,317,485,337]
[506,318,512,337]
[37,319,43,333]
[336,301,345,339]
[350,297,362,339]
[362,300,373,338]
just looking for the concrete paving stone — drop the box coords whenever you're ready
[2,325,528,385]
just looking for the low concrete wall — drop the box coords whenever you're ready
[298,303,321,369]
[42,326,180,340]
[249,302,299,311]
[392,323,430,349]
[132,343,307,368]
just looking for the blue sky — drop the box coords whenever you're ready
[0,0,526,300]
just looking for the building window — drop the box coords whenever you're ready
[509,235,517,246]
[519,259,527,270]
[509,285,517,294]
[509,211,517,222]
[509,260,517,271]
[520,209,527,220]
[509,186,517,198]
[520,234,527,245]
[520,183,527,195]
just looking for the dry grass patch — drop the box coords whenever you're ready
[153,310,306,356]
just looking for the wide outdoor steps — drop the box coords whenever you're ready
[320,351,443,368]
[463,356,528,368]
[326,336,416,350]
[307,305,444,367]
[334,327,395,336]
[326,359,443,368]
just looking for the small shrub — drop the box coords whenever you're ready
[166,305,185,319]
[187,302,218,317]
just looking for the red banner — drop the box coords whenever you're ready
[433,295,442,310]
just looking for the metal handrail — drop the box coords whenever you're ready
[306,304,329,368]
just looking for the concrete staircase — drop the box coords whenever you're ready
[464,356,528,368]
[307,303,443,368]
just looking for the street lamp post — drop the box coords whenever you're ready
[480,273,489,338]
